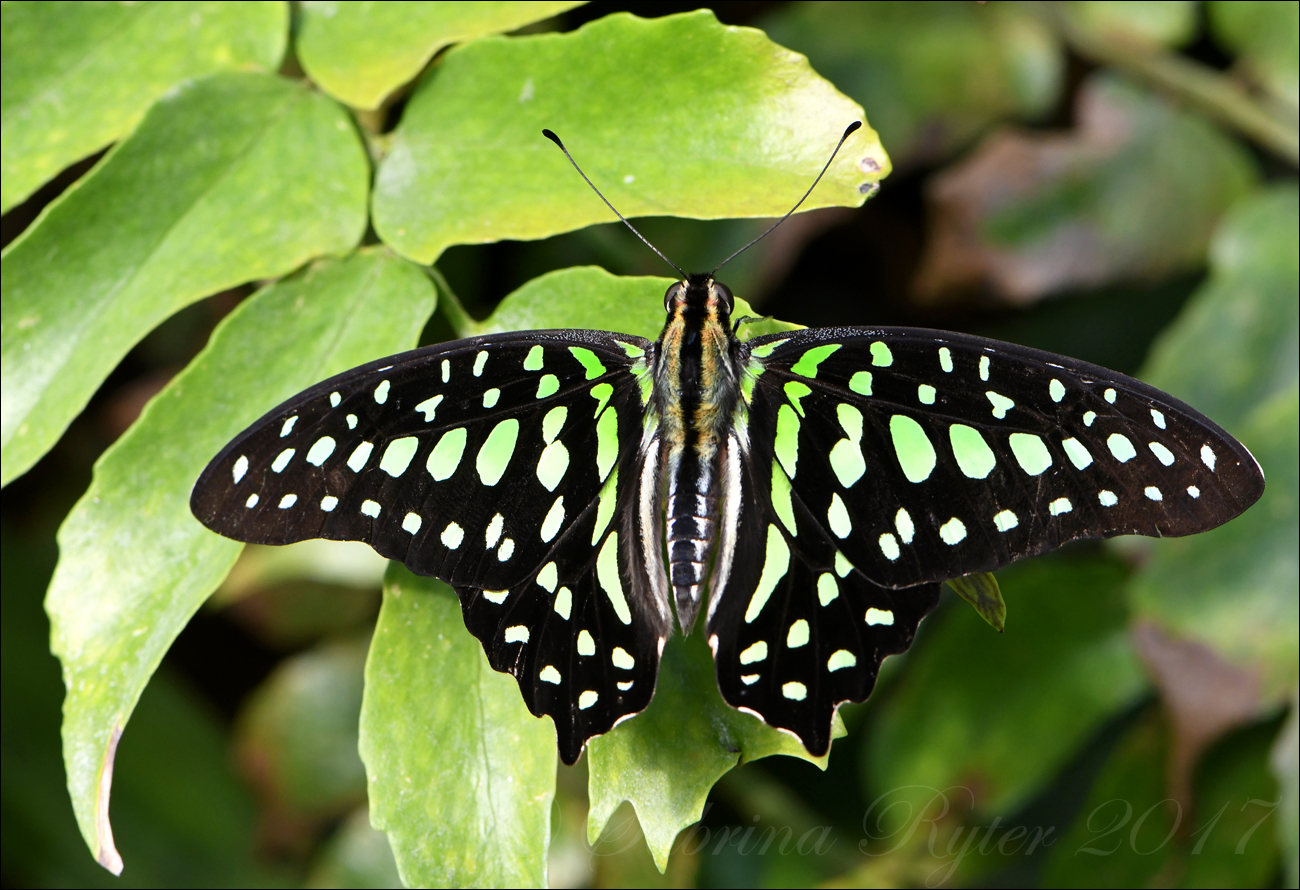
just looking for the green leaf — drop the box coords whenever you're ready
[1,71,369,487]
[1068,1,1199,48]
[297,0,585,110]
[0,1,287,212]
[46,250,434,873]
[587,630,843,874]
[361,565,556,889]
[374,10,884,263]
[946,572,1006,633]
[866,551,1147,818]
[760,1,1063,166]
[308,805,403,890]
[233,637,368,819]
[1041,710,1282,888]
[1207,0,1300,110]
[913,73,1260,304]
[1274,695,1299,888]
[475,266,671,340]
[1128,385,1299,703]
[1141,184,1299,433]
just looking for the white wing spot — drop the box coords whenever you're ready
[415,395,443,421]
[895,507,915,543]
[1083,411,1097,427]
[504,625,529,644]
[347,414,358,430]
[1062,437,1093,470]
[232,455,249,483]
[553,587,572,619]
[939,346,953,372]
[979,355,990,381]
[612,647,635,669]
[782,682,808,701]
[272,448,295,473]
[473,351,488,377]
[1187,486,1200,498]
[537,562,558,592]
[497,538,514,561]
[441,522,464,549]
[347,441,373,472]
[540,666,561,684]
[828,650,857,671]
[579,690,599,710]
[786,619,810,648]
[440,359,450,383]
[1151,409,1166,429]
[1107,434,1137,462]
[618,680,634,691]
[739,641,768,664]
[245,493,259,508]
[879,532,900,561]
[374,380,390,404]
[483,589,508,604]
[1200,444,1216,471]
[1145,486,1163,501]
[307,436,336,466]
[280,416,298,437]
[1050,497,1072,515]
[1099,490,1118,507]
[485,513,504,548]
[939,517,967,544]
[360,499,381,517]
[329,392,341,408]
[866,607,894,626]
[320,495,338,511]
[577,630,596,656]
[741,674,760,686]
[402,512,422,534]
[817,573,838,606]
[541,496,565,542]
[278,494,297,509]
[994,509,1018,532]
[1149,442,1175,466]
[1049,379,1065,402]
[1104,388,1117,403]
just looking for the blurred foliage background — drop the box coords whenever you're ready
[1,1,1296,888]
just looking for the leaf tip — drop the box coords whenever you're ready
[94,723,125,875]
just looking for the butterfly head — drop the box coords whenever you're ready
[665,274,734,318]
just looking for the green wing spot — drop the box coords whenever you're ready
[590,382,613,417]
[849,371,873,395]
[817,573,839,605]
[741,364,761,404]
[524,345,544,371]
[986,391,1015,419]
[536,441,569,491]
[939,347,953,373]
[751,338,788,358]
[948,424,996,479]
[426,429,467,481]
[595,407,618,481]
[476,419,520,486]
[569,347,606,380]
[542,406,567,443]
[536,374,560,398]
[379,437,419,477]
[1009,433,1052,476]
[597,533,631,625]
[783,380,812,416]
[827,493,852,537]
[790,343,841,378]
[744,525,790,622]
[830,439,865,488]
[1062,437,1093,470]
[771,461,796,532]
[870,341,893,367]
[590,468,619,545]
[774,404,801,477]
[889,415,937,483]
[616,340,645,359]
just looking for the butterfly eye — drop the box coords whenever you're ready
[711,281,734,312]
[664,282,685,311]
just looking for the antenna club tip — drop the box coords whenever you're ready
[844,120,862,137]
[542,128,563,147]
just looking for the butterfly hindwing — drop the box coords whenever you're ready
[741,327,1265,590]
[705,430,940,755]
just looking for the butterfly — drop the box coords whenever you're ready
[191,124,1265,765]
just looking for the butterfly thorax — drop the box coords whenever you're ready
[653,274,740,633]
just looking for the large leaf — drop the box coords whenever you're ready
[1207,0,1300,111]
[360,566,556,889]
[586,631,844,873]
[374,10,885,263]
[297,0,584,110]
[47,250,434,873]
[1,71,368,487]
[0,1,287,213]
[865,552,1148,820]
[759,1,1063,167]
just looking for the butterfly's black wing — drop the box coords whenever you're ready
[191,330,669,761]
[705,325,1263,752]
[740,327,1264,590]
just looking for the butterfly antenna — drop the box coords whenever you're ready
[711,120,862,276]
[543,129,688,280]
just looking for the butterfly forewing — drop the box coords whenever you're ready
[741,327,1265,590]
